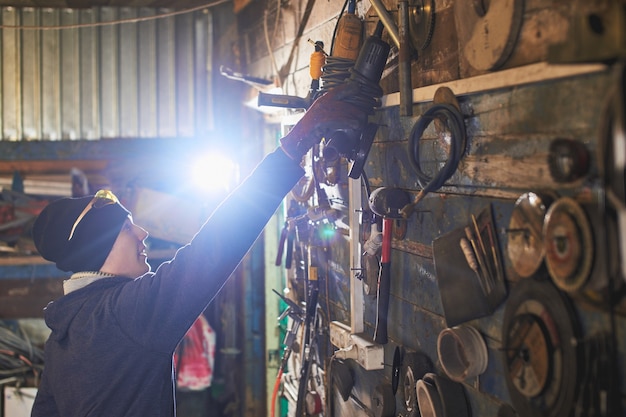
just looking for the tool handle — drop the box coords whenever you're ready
[275,225,288,266]
[258,92,310,110]
[374,217,393,344]
[285,231,294,269]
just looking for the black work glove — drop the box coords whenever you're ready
[280,82,370,161]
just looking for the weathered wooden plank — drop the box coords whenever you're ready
[0,256,54,266]
[366,69,612,199]
[0,277,64,318]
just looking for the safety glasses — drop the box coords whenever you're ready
[68,189,119,241]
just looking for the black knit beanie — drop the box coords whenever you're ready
[32,194,130,273]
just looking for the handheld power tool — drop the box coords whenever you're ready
[324,22,390,179]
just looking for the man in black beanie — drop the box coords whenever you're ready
[29,84,371,417]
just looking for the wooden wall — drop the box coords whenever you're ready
[237,0,626,416]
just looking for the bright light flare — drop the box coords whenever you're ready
[191,152,239,195]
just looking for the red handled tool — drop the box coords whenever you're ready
[374,216,394,344]
[369,187,411,344]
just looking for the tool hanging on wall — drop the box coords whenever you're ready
[309,40,327,96]
[261,19,389,180]
[270,288,305,417]
[323,22,391,179]
[399,349,433,415]
[294,241,325,417]
[360,214,384,296]
[368,0,434,116]
[219,65,274,87]
[502,278,581,417]
[415,373,470,417]
[398,0,413,116]
[433,204,507,327]
[547,138,591,183]
[324,0,363,90]
[401,88,466,218]
[506,192,555,280]
[259,0,364,110]
[258,39,327,110]
[276,200,304,269]
[437,325,488,382]
[368,187,411,344]
[543,196,594,293]
[407,0,435,51]
[453,0,524,72]
[548,0,626,63]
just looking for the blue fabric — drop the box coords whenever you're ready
[31,149,304,417]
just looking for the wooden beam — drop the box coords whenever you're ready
[0,256,52,266]
[0,277,64,319]
[382,62,608,107]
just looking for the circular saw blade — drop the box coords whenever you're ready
[507,192,553,279]
[408,0,435,51]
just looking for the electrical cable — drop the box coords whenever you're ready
[322,57,355,91]
[264,8,283,88]
[270,367,284,417]
[0,2,226,31]
[402,103,466,216]
[0,325,44,383]
[408,103,466,192]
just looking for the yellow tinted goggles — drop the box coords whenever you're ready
[68,189,119,241]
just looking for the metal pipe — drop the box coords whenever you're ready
[368,0,400,48]
[398,0,413,116]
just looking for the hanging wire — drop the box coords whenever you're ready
[401,103,466,217]
[0,324,44,382]
[0,1,227,31]
[262,0,284,85]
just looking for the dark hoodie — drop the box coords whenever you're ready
[31,149,304,417]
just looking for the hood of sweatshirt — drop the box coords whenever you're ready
[43,277,130,342]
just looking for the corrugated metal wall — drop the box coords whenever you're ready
[0,6,213,141]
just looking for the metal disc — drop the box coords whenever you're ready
[454,0,524,71]
[392,347,402,395]
[507,313,551,397]
[401,351,433,412]
[543,197,594,293]
[502,279,581,417]
[507,192,553,279]
[331,359,354,401]
[408,0,435,51]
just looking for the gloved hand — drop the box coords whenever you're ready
[280,82,371,161]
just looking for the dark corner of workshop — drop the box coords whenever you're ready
[0,0,625,416]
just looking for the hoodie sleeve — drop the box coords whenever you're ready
[113,148,305,352]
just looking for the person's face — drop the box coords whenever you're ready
[100,217,150,278]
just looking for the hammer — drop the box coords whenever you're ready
[368,187,411,344]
